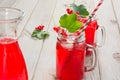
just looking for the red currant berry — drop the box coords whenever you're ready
[39,25,44,30]
[76,31,81,35]
[66,8,73,14]
[53,26,60,33]
[82,18,88,23]
[61,29,67,37]
[66,8,70,12]
[76,11,80,15]
[35,27,39,30]
[78,17,88,23]
[35,25,44,30]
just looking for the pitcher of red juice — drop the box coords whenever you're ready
[0,7,28,80]
[56,32,97,80]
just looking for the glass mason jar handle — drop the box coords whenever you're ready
[85,44,97,72]
[96,25,106,47]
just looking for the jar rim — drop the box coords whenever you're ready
[57,31,85,44]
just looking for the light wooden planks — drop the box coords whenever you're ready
[17,0,57,80]
[1,0,120,80]
[11,0,42,79]
[0,0,17,7]
[33,0,101,80]
[111,0,120,34]
[95,0,120,80]
[0,0,40,80]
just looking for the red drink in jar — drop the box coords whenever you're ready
[56,40,86,80]
[85,20,98,45]
[78,17,98,45]
[56,32,96,80]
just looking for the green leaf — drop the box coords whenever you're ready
[32,30,41,37]
[59,13,83,33]
[70,3,89,16]
[32,30,49,39]
[41,31,50,39]
[68,21,83,33]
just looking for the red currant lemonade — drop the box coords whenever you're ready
[84,20,98,55]
[78,18,98,45]
[85,20,98,45]
[0,37,28,80]
[56,38,86,80]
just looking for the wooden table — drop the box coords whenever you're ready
[1,0,120,80]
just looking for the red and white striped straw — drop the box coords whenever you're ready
[91,0,104,17]
[79,0,104,33]
[54,0,104,35]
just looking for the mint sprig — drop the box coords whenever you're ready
[70,3,89,17]
[59,13,83,33]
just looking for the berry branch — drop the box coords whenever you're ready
[32,25,49,39]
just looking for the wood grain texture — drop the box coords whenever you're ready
[111,0,120,34]
[0,0,17,7]
[17,0,57,80]
[33,0,101,80]
[95,0,120,80]
[1,0,120,80]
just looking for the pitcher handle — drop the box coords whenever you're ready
[96,25,106,47]
[85,44,97,72]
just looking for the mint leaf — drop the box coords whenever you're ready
[70,3,89,17]
[59,14,83,33]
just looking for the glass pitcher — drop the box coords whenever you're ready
[56,32,97,80]
[0,7,28,80]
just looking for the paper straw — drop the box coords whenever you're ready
[54,0,104,35]
[79,0,104,33]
